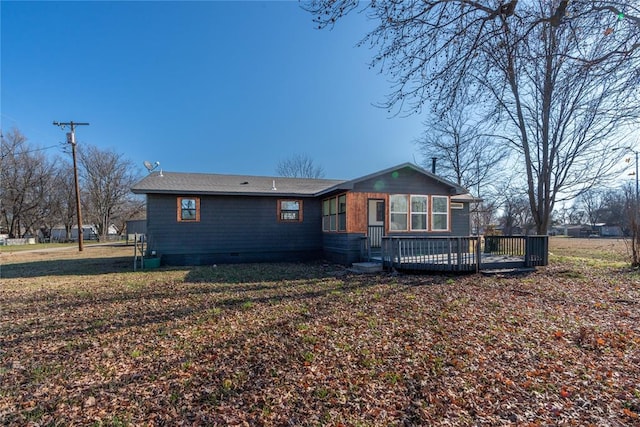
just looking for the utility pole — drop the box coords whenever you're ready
[53,121,89,251]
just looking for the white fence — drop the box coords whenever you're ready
[3,238,37,246]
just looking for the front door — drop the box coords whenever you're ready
[367,199,385,249]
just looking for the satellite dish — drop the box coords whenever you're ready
[143,160,160,173]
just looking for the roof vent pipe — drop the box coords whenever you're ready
[272,180,277,191]
[431,157,437,174]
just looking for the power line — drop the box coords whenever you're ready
[0,144,63,157]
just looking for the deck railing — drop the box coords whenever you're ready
[368,225,384,249]
[484,236,525,255]
[524,235,549,266]
[376,235,548,271]
[484,235,549,267]
[381,236,481,272]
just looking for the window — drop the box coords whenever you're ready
[329,197,337,231]
[338,194,346,231]
[390,194,450,232]
[322,194,347,232]
[411,196,428,230]
[322,199,331,231]
[376,201,385,222]
[432,196,449,231]
[390,194,408,231]
[177,197,200,222]
[278,199,303,222]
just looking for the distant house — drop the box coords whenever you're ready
[50,225,99,242]
[50,224,119,242]
[131,163,476,266]
[593,223,624,237]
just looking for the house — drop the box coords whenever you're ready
[564,224,593,238]
[593,223,624,238]
[50,225,100,242]
[130,163,475,266]
[50,224,120,242]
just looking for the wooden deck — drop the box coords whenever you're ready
[363,236,548,272]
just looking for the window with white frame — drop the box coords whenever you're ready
[431,196,449,231]
[410,195,428,230]
[278,199,302,222]
[390,194,408,231]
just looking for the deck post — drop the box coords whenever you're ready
[133,233,137,271]
[476,236,481,273]
[380,240,390,269]
[525,236,531,267]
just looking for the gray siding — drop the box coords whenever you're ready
[352,166,470,237]
[322,233,364,265]
[352,167,454,195]
[451,203,471,235]
[146,194,322,265]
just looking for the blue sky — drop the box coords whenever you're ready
[1,1,427,180]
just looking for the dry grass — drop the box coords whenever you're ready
[549,237,631,265]
[1,238,639,426]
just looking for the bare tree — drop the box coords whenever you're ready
[472,198,498,235]
[0,129,56,238]
[576,188,608,228]
[599,188,627,227]
[47,160,77,241]
[305,0,640,234]
[618,182,640,266]
[555,202,585,226]
[416,98,507,192]
[276,154,325,178]
[110,197,146,239]
[499,192,535,235]
[78,144,141,240]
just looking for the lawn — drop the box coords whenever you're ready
[1,238,639,426]
[0,242,79,253]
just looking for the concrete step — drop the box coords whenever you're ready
[480,267,536,276]
[350,262,383,273]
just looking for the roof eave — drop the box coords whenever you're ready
[131,189,321,197]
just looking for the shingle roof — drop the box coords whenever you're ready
[315,162,468,196]
[130,163,472,197]
[131,171,345,196]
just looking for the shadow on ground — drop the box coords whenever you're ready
[0,256,133,278]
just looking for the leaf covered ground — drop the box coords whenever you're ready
[1,240,639,426]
